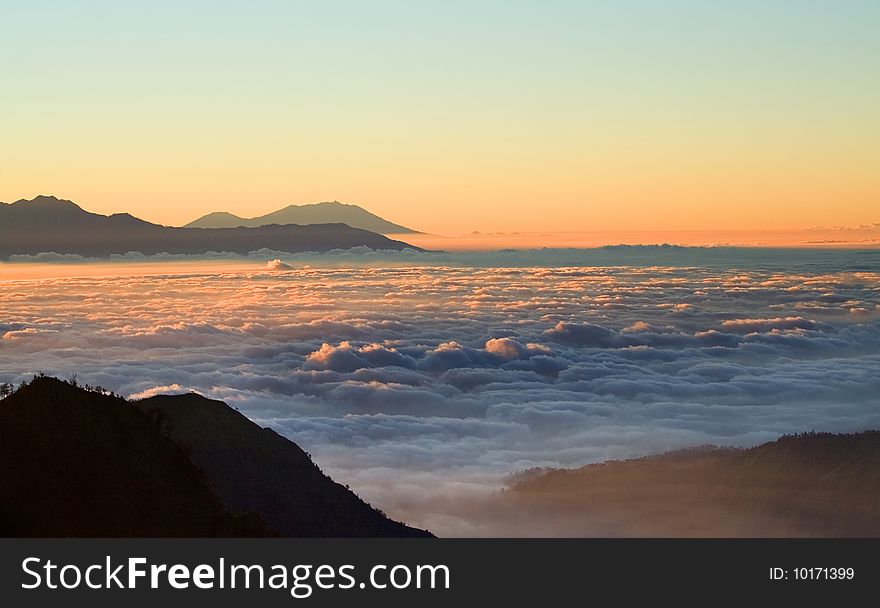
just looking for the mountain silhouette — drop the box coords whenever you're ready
[0,376,432,537]
[135,392,432,537]
[493,432,880,537]
[0,195,421,259]
[184,201,417,234]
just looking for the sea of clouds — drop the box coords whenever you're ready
[1,247,879,535]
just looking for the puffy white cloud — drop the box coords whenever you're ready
[304,341,414,373]
[720,316,828,333]
[484,337,550,360]
[265,258,292,270]
[128,383,188,399]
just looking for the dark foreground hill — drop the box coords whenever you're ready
[0,195,421,259]
[491,433,880,537]
[0,376,431,538]
[135,392,431,537]
[185,201,417,234]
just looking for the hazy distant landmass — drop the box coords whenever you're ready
[488,432,880,537]
[0,376,432,537]
[185,201,418,234]
[0,196,421,259]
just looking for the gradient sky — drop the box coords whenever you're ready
[2,0,878,233]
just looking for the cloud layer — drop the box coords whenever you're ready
[1,251,879,535]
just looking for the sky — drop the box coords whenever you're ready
[2,0,878,234]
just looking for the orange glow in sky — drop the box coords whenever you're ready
[2,2,877,234]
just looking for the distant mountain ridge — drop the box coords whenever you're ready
[0,195,421,259]
[0,376,432,537]
[184,201,418,234]
[492,431,880,537]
